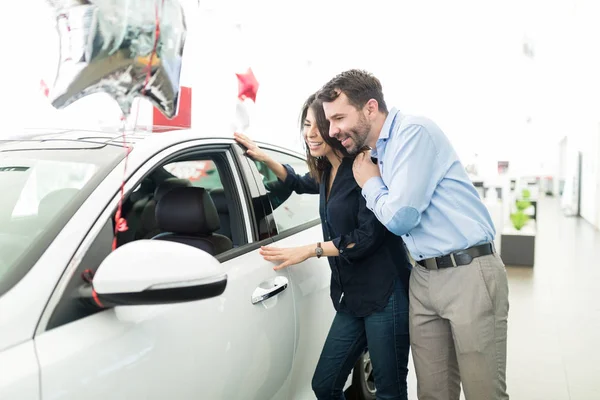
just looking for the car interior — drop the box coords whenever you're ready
[115,155,241,256]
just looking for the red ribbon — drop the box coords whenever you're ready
[112,115,132,251]
[142,1,163,95]
[40,79,49,97]
[112,0,163,252]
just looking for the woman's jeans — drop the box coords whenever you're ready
[312,279,410,400]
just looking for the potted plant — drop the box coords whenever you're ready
[510,197,531,230]
[500,189,536,266]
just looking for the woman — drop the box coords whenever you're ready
[234,94,412,400]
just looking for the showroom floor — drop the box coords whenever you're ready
[403,196,600,400]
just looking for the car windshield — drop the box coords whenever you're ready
[0,143,125,296]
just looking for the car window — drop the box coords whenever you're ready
[163,160,224,190]
[0,147,124,297]
[46,147,250,330]
[252,149,319,233]
[11,162,97,217]
[117,155,239,248]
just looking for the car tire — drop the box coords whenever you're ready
[348,350,376,400]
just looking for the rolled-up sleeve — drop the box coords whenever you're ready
[362,124,444,236]
[331,190,387,263]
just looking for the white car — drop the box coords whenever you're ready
[0,129,376,400]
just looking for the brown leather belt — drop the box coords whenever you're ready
[417,242,495,270]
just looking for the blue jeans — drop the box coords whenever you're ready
[311,279,410,400]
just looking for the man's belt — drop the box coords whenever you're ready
[416,242,495,270]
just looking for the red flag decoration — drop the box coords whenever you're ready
[152,86,192,132]
[236,68,259,102]
[233,68,260,135]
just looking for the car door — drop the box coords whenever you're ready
[241,145,336,399]
[0,341,39,399]
[33,140,296,400]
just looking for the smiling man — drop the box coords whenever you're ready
[317,70,510,400]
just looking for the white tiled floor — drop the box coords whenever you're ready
[404,196,600,400]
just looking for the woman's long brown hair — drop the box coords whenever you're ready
[299,94,349,183]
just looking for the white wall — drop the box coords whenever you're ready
[579,131,599,226]
[550,0,600,228]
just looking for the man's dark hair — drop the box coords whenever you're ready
[317,69,388,113]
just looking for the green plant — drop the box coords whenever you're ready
[515,199,531,212]
[512,188,532,230]
[510,211,529,230]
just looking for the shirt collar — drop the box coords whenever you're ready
[377,107,400,142]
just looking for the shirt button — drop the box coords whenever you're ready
[340,250,344,253]
[379,161,383,165]
[419,255,423,259]
[405,234,409,237]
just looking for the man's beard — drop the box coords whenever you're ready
[343,116,371,154]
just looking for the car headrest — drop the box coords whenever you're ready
[154,178,191,203]
[130,178,154,203]
[209,188,228,213]
[156,186,220,235]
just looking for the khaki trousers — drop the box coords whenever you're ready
[409,253,509,400]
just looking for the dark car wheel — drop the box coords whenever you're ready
[348,350,376,400]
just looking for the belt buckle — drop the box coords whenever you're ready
[423,254,458,270]
[424,258,438,270]
[434,254,458,269]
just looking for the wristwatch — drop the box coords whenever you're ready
[315,242,323,259]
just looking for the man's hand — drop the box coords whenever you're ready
[352,150,380,188]
[259,245,313,270]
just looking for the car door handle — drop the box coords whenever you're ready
[252,276,288,304]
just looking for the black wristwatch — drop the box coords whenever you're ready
[315,242,323,258]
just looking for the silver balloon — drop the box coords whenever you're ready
[47,0,187,118]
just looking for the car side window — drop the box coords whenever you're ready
[163,160,224,191]
[45,147,249,331]
[114,154,242,250]
[252,150,319,233]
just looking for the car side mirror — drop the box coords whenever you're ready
[89,240,227,307]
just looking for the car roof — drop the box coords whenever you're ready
[1,127,199,148]
[0,127,303,158]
